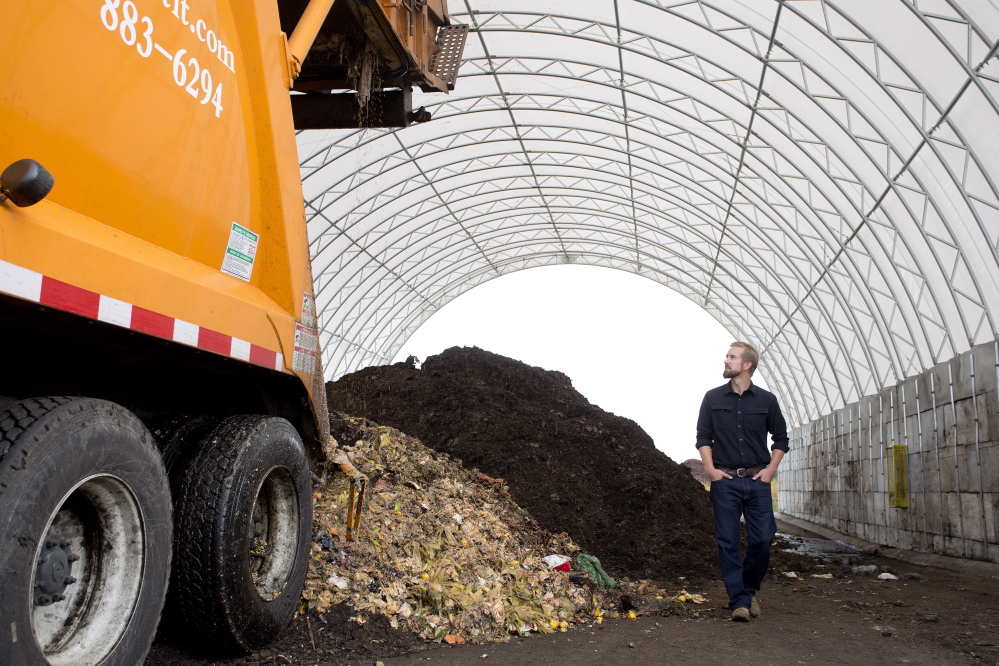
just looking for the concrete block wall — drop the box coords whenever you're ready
[779,339,999,563]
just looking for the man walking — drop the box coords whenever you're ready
[696,341,788,622]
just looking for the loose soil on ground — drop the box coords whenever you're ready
[148,521,999,666]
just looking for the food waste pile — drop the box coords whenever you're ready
[326,346,718,582]
[304,414,700,644]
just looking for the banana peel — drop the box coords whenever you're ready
[675,589,708,604]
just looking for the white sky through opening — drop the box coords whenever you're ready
[391,264,769,464]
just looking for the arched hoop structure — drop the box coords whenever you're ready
[300,0,999,427]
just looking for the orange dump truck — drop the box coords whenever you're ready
[0,0,465,662]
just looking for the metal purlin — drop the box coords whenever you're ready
[703,0,784,304]
[310,126,892,416]
[461,0,569,261]
[612,0,641,270]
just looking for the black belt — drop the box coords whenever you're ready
[718,465,765,477]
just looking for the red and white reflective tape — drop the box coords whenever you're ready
[0,259,284,372]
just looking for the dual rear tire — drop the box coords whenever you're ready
[168,415,313,654]
[0,398,312,664]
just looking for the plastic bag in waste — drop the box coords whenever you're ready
[574,553,616,589]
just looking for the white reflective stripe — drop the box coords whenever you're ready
[0,259,43,302]
[173,319,200,346]
[230,337,251,361]
[0,261,287,372]
[97,295,133,327]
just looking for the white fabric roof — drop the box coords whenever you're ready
[299,0,999,426]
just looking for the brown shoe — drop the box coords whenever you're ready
[731,607,751,622]
[750,597,761,618]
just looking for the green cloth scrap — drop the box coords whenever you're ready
[574,553,616,589]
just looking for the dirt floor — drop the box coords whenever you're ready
[147,520,999,665]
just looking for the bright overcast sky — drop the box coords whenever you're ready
[391,264,767,464]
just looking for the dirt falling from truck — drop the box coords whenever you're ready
[327,346,717,583]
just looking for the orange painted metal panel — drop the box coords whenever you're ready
[0,0,322,412]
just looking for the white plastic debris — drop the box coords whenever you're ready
[543,554,571,570]
[877,572,898,580]
[326,574,349,589]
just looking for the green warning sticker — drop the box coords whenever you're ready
[221,223,258,281]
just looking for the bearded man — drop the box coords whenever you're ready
[696,341,788,622]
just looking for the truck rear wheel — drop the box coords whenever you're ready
[168,415,312,654]
[0,397,171,666]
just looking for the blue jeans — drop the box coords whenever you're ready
[709,475,776,610]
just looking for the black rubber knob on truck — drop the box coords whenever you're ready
[0,159,55,207]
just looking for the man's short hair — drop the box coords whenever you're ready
[731,341,759,376]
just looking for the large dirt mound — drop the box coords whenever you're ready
[327,346,717,582]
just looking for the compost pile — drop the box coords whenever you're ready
[326,346,717,583]
[681,458,711,486]
[304,415,693,644]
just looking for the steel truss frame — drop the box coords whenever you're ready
[299,0,999,427]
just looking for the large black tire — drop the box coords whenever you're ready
[169,415,312,654]
[145,414,220,643]
[0,397,172,666]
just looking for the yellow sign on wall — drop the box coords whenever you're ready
[887,445,909,508]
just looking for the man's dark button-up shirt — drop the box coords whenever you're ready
[695,381,789,468]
